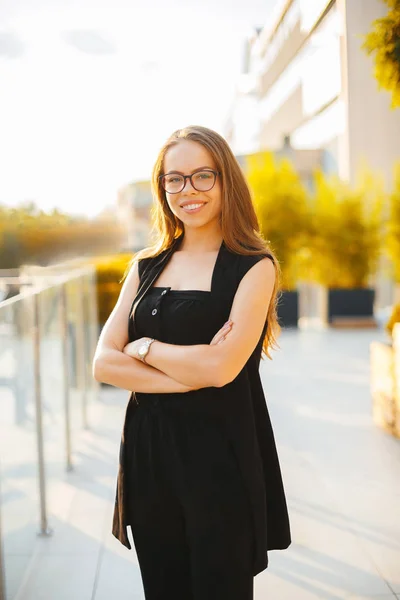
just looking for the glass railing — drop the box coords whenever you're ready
[0,265,99,599]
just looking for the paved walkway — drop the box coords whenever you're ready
[9,327,400,599]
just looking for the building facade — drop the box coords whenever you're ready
[116,180,153,251]
[225,0,400,188]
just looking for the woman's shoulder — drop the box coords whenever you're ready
[224,245,274,277]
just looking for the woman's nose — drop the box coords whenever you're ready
[182,177,196,192]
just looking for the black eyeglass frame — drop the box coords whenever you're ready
[158,169,221,194]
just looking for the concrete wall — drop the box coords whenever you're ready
[260,84,304,149]
[338,0,400,188]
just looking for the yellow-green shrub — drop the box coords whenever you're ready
[386,302,400,338]
[308,169,384,288]
[386,164,400,282]
[245,151,310,291]
[0,205,125,268]
[362,0,400,109]
[91,254,133,325]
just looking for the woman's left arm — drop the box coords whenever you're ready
[126,257,276,388]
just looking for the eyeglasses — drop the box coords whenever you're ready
[159,169,221,194]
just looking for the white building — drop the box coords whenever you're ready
[116,180,152,251]
[225,0,400,188]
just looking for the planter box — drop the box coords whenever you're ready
[370,322,400,438]
[278,290,298,328]
[328,288,376,327]
[298,285,378,329]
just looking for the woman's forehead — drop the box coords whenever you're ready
[164,140,215,171]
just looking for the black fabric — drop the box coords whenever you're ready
[126,396,254,600]
[112,232,292,583]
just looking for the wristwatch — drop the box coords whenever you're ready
[137,338,156,363]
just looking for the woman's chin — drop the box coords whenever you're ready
[180,215,208,228]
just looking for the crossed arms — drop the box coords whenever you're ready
[93,257,275,393]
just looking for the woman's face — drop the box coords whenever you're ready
[162,139,222,232]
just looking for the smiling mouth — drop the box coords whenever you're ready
[181,202,206,213]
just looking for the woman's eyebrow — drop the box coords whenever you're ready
[164,165,214,174]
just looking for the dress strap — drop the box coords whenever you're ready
[130,234,184,320]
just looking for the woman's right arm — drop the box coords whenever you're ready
[92,260,195,394]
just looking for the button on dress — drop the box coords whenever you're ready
[112,233,292,578]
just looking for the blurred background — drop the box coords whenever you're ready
[1,1,400,599]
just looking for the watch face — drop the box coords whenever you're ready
[138,344,147,357]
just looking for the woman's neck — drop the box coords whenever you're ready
[179,226,222,253]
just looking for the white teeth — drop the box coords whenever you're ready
[183,203,204,210]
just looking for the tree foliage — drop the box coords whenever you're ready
[0,201,125,269]
[308,169,385,288]
[89,254,132,325]
[386,163,400,281]
[246,152,386,290]
[362,0,400,108]
[245,151,310,291]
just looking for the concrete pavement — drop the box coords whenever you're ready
[5,326,400,600]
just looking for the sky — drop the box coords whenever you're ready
[0,0,278,218]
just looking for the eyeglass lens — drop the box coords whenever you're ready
[162,171,216,193]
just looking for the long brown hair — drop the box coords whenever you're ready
[122,125,282,359]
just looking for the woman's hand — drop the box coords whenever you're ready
[210,319,233,346]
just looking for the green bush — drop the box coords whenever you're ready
[0,203,125,268]
[308,169,384,288]
[362,0,400,109]
[91,254,133,326]
[245,151,310,291]
[386,164,400,282]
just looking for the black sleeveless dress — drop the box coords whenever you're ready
[112,233,291,577]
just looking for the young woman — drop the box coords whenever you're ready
[93,125,291,600]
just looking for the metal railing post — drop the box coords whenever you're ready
[88,269,100,402]
[75,276,88,429]
[14,301,28,426]
[60,284,73,472]
[33,294,52,538]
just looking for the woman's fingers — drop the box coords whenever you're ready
[210,320,233,345]
[217,321,232,339]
